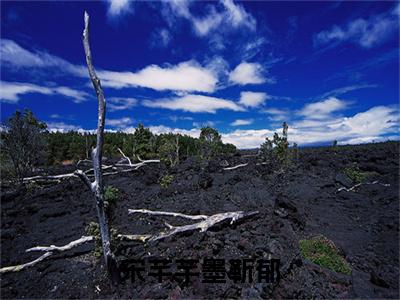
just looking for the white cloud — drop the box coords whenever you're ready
[0,39,85,76]
[107,97,137,112]
[314,6,398,48]
[297,97,349,119]
[262,108,289,115]
[0,39,219,93]
[107,0,132,17]
[107,117,134,129]
[169,115,193,122]
[193,121,216,128]
[151,28,172,48]
[142,94,245,113]
[221,105,399,148]
[164,0,256,38]
[318,84,378,99]
[46,122,85,133]
[239,91,268,108]
[98,60,218,92]
[0,81,89,103]
[221,128,273,149]
[128,124,201,138]
[240,37,267,61]
[262,108,289,122]
[229,62,265,85]
[230,119,253,126]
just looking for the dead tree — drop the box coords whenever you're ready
[74,11,116,276]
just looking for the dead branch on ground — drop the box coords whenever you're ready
[0,236,94,274]
[337,180,390,193]
[118,209,259,242]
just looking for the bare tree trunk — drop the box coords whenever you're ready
[75,11,118,280]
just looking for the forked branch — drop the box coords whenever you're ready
[0,236,94,274]
[119,209,259,242]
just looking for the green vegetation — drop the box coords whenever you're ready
[85,222,102,258]
[343,164,366,183]
[1,109,47,181]
[260,122,291,167]
[1,110,238,179]
[104,185,120,206]
[160,174,174,188]
[299,236,351,275]
[158,134,180,166]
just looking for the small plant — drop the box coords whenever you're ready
[85,222,102,258]
[160,174,174,188]
[104,185,120,206]
[343,164,366,183]
[299,235,351,275]
[85,222,119,258]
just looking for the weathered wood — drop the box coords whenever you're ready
[337,180,390,193]
[26,235,94,252]
[81,11,114,272]
[128,209,208,220]
[123,209,259,242]
[223,163,249,170]
[0,236,94,274]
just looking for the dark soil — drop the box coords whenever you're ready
[1,142,399,299]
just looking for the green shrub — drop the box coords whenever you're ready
[343,165,366,183]
[299,235,351,275]
[85,222,118,258]
[260,122,290,167]
[104,185,120,206]
[85,222,102,258]
[160,174,174,188]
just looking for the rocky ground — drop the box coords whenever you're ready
[1,142,399,299]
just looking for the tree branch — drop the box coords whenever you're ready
[0,236,94,274]
[121,209,259,242]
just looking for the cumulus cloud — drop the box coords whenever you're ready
[0,81,89,103]
[0,39,219,93]
[107,97,137,112]
[98,60,218,92]
[229,62,266,85]
[239,91,268,107]
[314,5,399,48]
[230,119,253,126]
[142,94,245,113]
[297,97,349,119]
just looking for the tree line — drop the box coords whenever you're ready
[0,110,237,180]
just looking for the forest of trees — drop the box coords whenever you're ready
[0,110,237,179]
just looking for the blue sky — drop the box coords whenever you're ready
[1,0,399,148]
